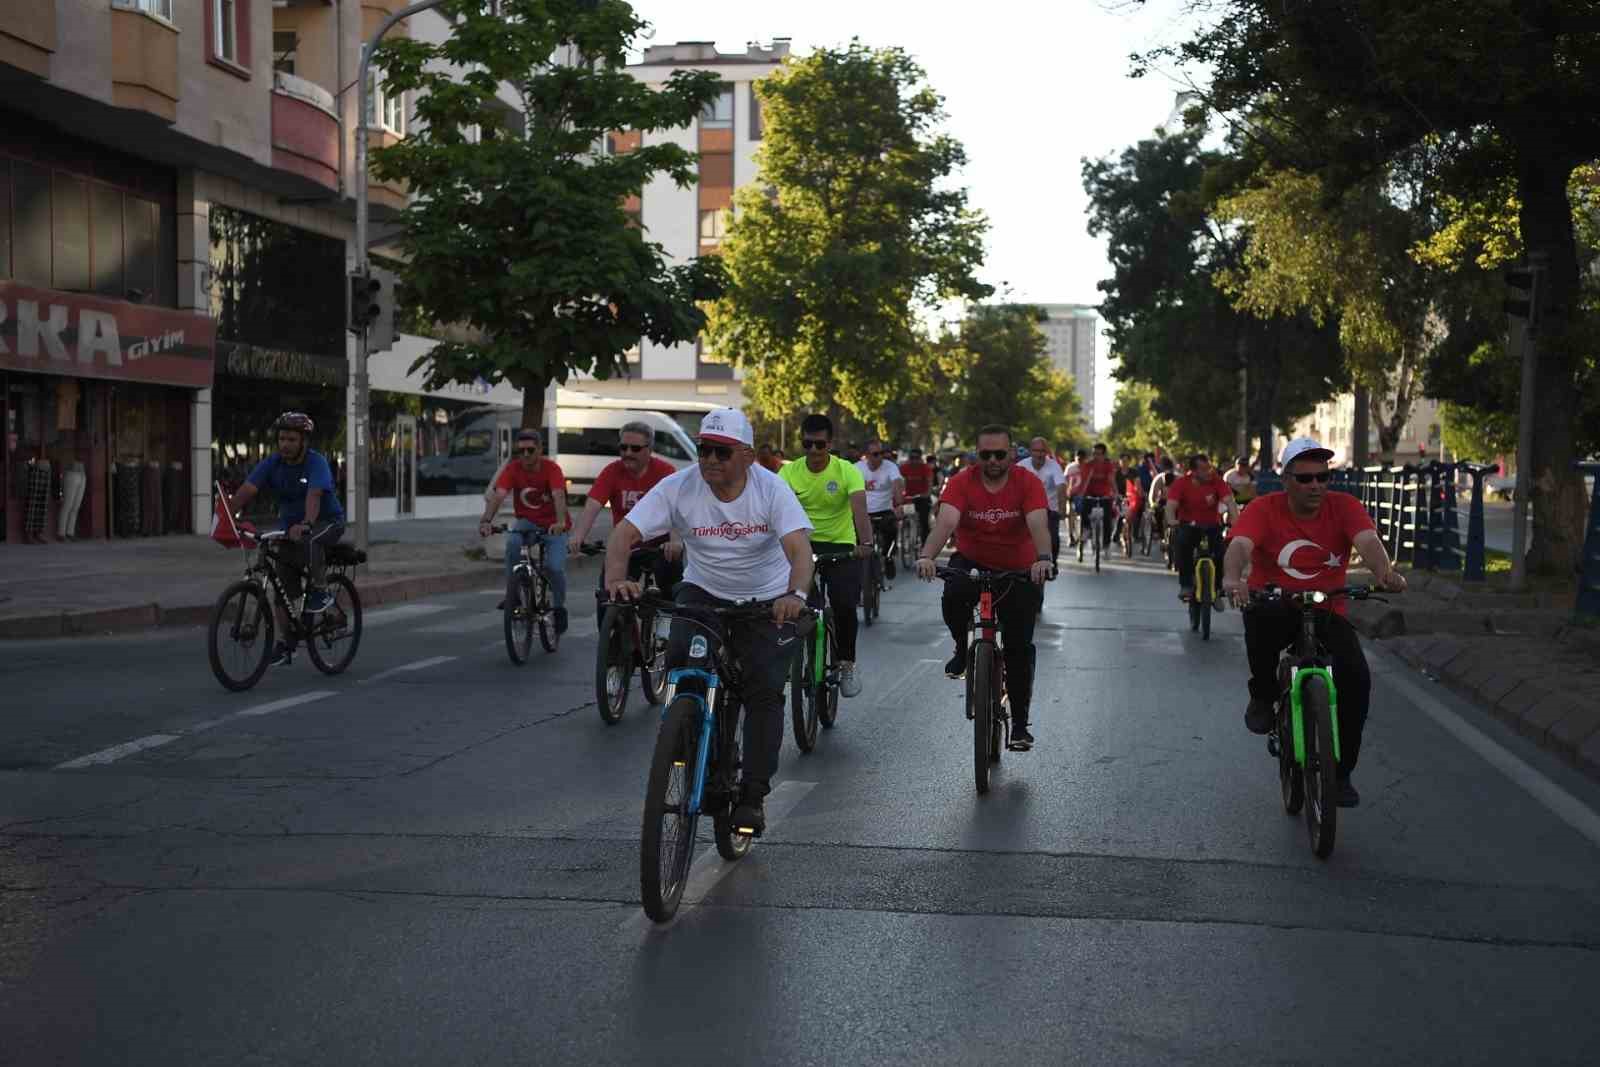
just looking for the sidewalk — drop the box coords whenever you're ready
[1347,568,1600,783]
[0,516,609,639]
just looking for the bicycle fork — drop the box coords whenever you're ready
[664,670,719,816]
[1287,666,1341,766]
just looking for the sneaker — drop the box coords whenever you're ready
[555,607,569,635]
[838,662,862,698]
[1245,698,1274,735]
[1337,774,1361,808]
[944,650,967,679]
[1008,724,1035,751]
[731,787,768,836]
[269,642,294,668]
[303,588,334,614]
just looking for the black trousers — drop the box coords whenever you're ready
[594,548,683,629]
[940,554,1042,725]
[1244,605,1372,773]
[1172,523,1223,591]
[1046,510,1061,563]
[911,496,932,546]
[275,521,345,598]
[1077,496,1116,550]
[870,510,897,562]
[811,543,863,661]
[665,584,799,792]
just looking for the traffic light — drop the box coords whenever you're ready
[369,267,398,353]
[349,272,381,334]
[1503,263,1542,325]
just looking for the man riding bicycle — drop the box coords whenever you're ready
[855,440,905,579]
[1147,456,1176,546]
[1076,442,1118,556]
[915,423,1054,751]
[478,428,571,633]
[606,407,814,836]
[898,446,938,548]
[224,412,346,667]
[1222,437,1407,808]
[569,420,684,620]
[1024,436,1068,565]
[779,413,874,698]
[1225,455,1258,508]
[1164,452,1238,604]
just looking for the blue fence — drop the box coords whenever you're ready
[1255,461,1496,581]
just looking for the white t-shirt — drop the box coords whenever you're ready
[855,460,903,513]
[1025,457,1067,512]
[625,465,812,601]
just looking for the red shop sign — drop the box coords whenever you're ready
[0,281,216,389]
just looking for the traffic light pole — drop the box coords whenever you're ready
[351,0,445,554]
[1509,251,1547,592]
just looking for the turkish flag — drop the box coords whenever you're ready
[209,482,243,548]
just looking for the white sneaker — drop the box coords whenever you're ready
[838,662,862,698]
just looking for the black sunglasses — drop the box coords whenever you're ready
[1292,471,1333,484]
[516,446,540,455]
[977,449,1010,461]
[801,439,831,451]
[619,443,647,453]
[697,443,736,461]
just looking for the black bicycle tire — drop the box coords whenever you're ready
[1279,696,1305,815]
[1303,677,1339,859]
[989,656,1004,764]
[596,606,632,724]
[713,699,753,860]
[207,580,274,692]
[1092,517,1102,573]
[305,575,363,676]
[790,637,819,753]
[537,574,559,653]
[972,643,994,794]
[818,606,839,728]
[864,558,879,625]
[504,573,533,665]
[640,695,701,921]
[1201,594,1212,640]
[638,607,667,705]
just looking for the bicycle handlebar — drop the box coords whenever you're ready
[933,564,1049,584]
[579,541,663,558]
[1245,585,1395,608]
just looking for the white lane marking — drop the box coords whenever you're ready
[623,779,820,932]
[874,659,941,708]
[1373,650,1600,849]
[363,604,452,628]
[418,615,504,635]
[360,655,458,684]
[56,733,182,769]
[220,689,339,723]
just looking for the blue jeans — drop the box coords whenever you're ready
[506,519,567,608]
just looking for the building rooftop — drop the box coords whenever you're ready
[632,40,792,67]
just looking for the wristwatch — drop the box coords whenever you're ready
[784,590,807,602]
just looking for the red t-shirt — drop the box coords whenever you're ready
[588,456,675,520]
[1168,472,1228,525]
[1080,458,1117,498]
[1230,491,1376,616]
[1125,478,1144,513]
[757,454,783,472]
[495,458,566,527]
[939,466,1048,571]
[900,460,934,497]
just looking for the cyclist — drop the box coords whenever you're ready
[1225,455,1258,508]
[1024,436,1068,565]
[779,413,873,698]
[1164,452,1238,604]
[1122,468,1146,554]
[856,440,905,579]
[915,423,1054,751]
[899,446,938,547]
[478,428,571,633]
[1064,448,1087,546]
[224,412,346,666]
[756,442,783,473]
[1076,442,1118,557]
[607,407,814,835]
[1147,456,1176,549]
[569,420,683,619]
[1222,437,1407,807]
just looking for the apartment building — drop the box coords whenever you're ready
[1286,393,1445,467]
[1035,303,1097,428]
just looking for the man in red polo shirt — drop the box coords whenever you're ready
[1223,437,1406,807]
[570,419,684,614]
[915,423,1054,750]
[899,446,937,547]
[1076,442,1119,557]
[479,427,571,631]
[1164,452,1239,603]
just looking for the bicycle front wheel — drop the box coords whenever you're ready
[1303,677,1339,859]
[817,606,839,728]
[305,575,363,676]
[207,580,274,692]
[638,607,668,705]
[641,695,702,921]
[504,573,534,665]
[972,643,994,794]
[596,606,632,724]
[537,575,559,653]
[790,635,819,753]
[1092,518,1102,573]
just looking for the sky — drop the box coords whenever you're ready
[632,0,1206,428]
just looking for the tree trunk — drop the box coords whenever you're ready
[1352,383,1371,466]
[1514,138,1587,575]
[521,378,548,438]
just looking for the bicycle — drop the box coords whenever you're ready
[936,564,1047,794]
[585,543,669,724]
[1247,585,1388,859]
[207,527,365,691]
[1185,523,1224,640]
[1139,506,1157,557]
[897,506,918,573]
[1076,496,1112,573]
[632,593,813,921]
[488,523,561,665]
[1122,505,1148,558]
[791,552,852,752]
[864,519,894,626]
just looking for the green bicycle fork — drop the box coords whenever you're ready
[1288,666,1341,767]
[812,610,827,686]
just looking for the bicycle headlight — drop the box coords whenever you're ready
[1310,590,1327,604]
[689,635,709,661]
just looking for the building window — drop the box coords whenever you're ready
[113,0,174,20]
[273,30,297,75]
[698,208,728,245]
[699,85,733,129]
[214,0,239,64]
[367,74,406,135]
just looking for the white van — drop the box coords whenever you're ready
[555,407,698,504]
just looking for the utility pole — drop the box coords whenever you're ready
[1505,251,1547,592]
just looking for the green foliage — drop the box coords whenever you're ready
[369,0,727,426]
[1440,398,1517,463]
[703,41,990,428]
[939,305,1087,448]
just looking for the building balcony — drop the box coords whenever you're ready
[0,1,56,78]
[270,72,339,190]
[110,6,179,122]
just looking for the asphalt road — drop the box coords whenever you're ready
[4,545,1600,1065]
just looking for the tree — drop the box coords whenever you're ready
[369,0,727,431]
[940,305,1087,447]
[702,41,991,428]
[1141,0,1600,570]
[1105,380,1222,460]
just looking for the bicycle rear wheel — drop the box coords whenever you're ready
[504,572,534,665]
[713,700,753,861]
[596,606,632,724]
[1302,676,1339,859]
[207,580,274,692]
[305,574,363,676]
[864,557,880,625]
[972,643,994,794]
[641,695,702,921]
[1092,516,1102,573]
[817,606,839,728]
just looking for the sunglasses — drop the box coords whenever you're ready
[801,439,831,451]
[977,449,1010,461]
[516,446,540,455]
[619,443,647,454]
[697,443,736,461]
[867,451,882,457]
[1292,471,1333,484]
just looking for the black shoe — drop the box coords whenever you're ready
[1008,724,1034,751]
[1245,698,1273,735]
[1337,774,1361,808]
[732,784,768,836]
[269,642,294,668]
[555,607,569,634]
[944,650,967,679]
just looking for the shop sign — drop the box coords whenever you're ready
[219,342,345,386]
[0,281,216,389]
